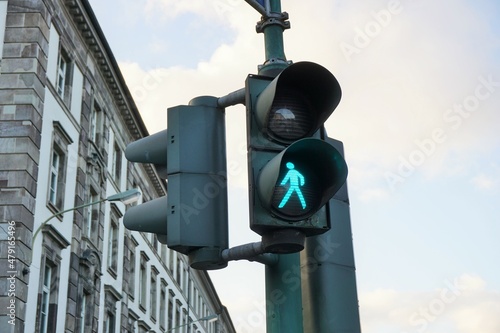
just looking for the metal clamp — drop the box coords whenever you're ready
[256,11,290,33]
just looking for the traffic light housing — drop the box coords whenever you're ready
[246,62,347,251]
[123,96,228,270]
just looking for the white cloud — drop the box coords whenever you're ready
[359,274,500,333]
[362,288,400,311]
[124,0,500,168]
[358,187,390,202]
[117,0,500,185]
[143,0,252,28]
[452,301,500,333]
[326,0,500,192]
[470,163,500,191]
[471,173,495,190]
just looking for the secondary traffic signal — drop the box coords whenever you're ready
[246,61,348,252]
[123,96,229,270]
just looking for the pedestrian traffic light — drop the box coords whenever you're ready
[123,96,229,270]
[246,61,348,250]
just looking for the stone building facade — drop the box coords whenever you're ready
[0,0,235,332]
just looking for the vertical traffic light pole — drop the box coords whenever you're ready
[301,140,362,333]
[254,1,304,332]
[256,0,289,77]
[265,252,303,333]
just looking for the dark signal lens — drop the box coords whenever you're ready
[267,88,314,143]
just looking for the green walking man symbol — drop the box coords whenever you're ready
[278,162,307,209]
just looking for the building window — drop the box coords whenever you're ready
[107,222,118,270]
[168,291,174,330]
[107,218,118,274]
[198,295,202,317]
[127,311,139,333]
[78,249,100,333]
[189,279,194,307]
[176,258,182,285]
[161,244,167,266]
[48,146,66,210]
[107,204,123,276]
[184,267,189,294]
[48,150,61,206]
[105,312,115,333]
[89,100,102,144]
[139,252,149,310]
[104,285,120,333]
[182,309,188,333]
[47,122,73,212]
[175,301,181,332]
[38,259,60,332]
[56,50,67,97]
[150,268,158,322]
[79,292,89,333]
[189,316,194,333]
[150,233,159,253]
[85,189,99,242]
[55,47,73,104]
[128,238,137,299]
[193,289,198,315]
[169,249,174,272]
[139,260,147,307]
[39,262,54,333]
[160,280,167,330]
[36,225,69,333]
[112,141,122,185]
[138,321,151,333]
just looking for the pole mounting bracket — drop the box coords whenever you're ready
[256,11,290,33]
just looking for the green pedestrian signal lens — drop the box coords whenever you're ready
[271,160,321,220]
[278,162,306,209]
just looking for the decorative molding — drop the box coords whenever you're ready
[42,224,71,249]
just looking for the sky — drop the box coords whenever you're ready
[87,0,500,332]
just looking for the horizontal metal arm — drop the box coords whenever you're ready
[244,0,268,17]
[218,88,246,108]
[222,242,264,260]
[221,242,279,265]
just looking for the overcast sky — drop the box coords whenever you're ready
[87,0,500,332]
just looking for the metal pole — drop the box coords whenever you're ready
[257,0,289,77]
[217,87,245,108]
[263,0,284,61]
[253,1,303,332]
[221,242,279,265]
[32,198,107,242]
[265,253,303,333]
[300,140,361,333]
[244,0,267,17]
